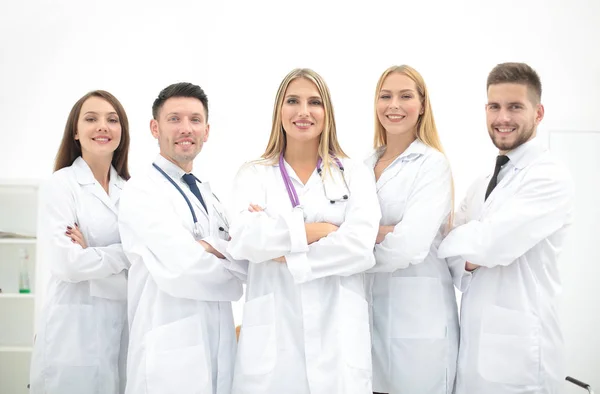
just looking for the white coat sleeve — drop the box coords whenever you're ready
[444,185,475,292]
[437,162,574,268]
[368,154,451,273]
[39,175,129,283]
[285,162,380,283]
[118,180,242,301]
[227,163,309,263]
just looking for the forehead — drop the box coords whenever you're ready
[285,77,320,96]
[487,83,530,102]
[381,73,417,90]
[80,96,116,114]
[160,96,206,116]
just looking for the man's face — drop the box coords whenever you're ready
[486,83,544,153]
[151,97,209,171]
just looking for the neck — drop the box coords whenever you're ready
[161,153,193,173]
[81,153,112,188]
[283,138,320,167]
[383,132,416,158]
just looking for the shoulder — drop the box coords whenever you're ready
[524,151,573,189]
[419,146,451,173]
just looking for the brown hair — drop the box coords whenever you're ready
[486,62,542,104]
[54,90,130,180]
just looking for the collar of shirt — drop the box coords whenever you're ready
[153,154,188,182]
[73,156,123,189]
[505,137,546,170]
[370,138,427,168]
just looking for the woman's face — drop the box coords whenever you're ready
[281,77,325,143]
[376,72,422,137]
[75,96,122,159]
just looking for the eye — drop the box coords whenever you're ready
[401,94,413,99]
[168,116,179,122]
[286,98,298,104]
[191,117,202,123]
[85,117,96,122]
[379,94,391,100]
[510,104,523,110]
[108,118,119,123]
[487,104,499,110]
[310,99,322,106]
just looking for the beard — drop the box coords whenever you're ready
[488,123,535,152]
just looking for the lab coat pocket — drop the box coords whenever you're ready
[340,286,372,371]
[389,277,446,338]
[380,200,406,226]
[322,200,348,227]
[145,314,210,394]
[478,305,541,385]
[45,304,98,365]
[237,293,277,376]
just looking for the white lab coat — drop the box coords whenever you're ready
[30,156,129,394]
[227,157,380,394]
[118,155,246,394]
[438,138,574,394]
[364,140,459,394]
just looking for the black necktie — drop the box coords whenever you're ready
[485,155,510,201]
[182,173,208,213]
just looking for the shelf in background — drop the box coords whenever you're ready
[0,346,33,353]
[0,294,34,299]
[0,238,36,245]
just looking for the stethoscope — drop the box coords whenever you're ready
[279,153,350,208]
[152,163,229,239]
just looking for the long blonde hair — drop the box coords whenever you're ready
[261,68,347,176]
[374,65,454,228]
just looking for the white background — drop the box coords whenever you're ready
[1,0,598,390]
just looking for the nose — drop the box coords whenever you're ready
[497,108,511,123]
[97,119,108,132]
[390,96,400,109]
[180,117,193,134]
[298,101,310,117]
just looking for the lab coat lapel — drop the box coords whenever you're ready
[73,157,119,216]
[480,168,520,218]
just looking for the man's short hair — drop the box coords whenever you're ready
[487,62,542,104]
[152,82,209,120]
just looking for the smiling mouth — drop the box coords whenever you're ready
[495,127,516,134]
[92,137,111,143]
[386,115,405,121]
[293,121,314,129]
[176,141,194,145]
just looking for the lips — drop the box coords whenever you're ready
[494,126,516,134]
[175,139,195,146]
[386,114,405,122]
[293,121,313,129]
[92,136,111,143]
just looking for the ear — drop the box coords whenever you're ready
[535,104,545,125]
[203,123,210,142]
[74,131,79,140]
[150,119,159,139]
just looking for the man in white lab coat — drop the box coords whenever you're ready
[118,83,246,394]
[438,63,574,394]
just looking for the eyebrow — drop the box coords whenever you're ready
[487,101,525,106]
[379,88,415,93]
[165,112,204,117]
[83,111,118,116]
[285,94,322,100]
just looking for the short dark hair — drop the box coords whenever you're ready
[55,90,130,180]
[487,62,542,103]
[152,82,209,120]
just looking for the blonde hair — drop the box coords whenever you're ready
[373,65,454,228]
[261,68,347,176]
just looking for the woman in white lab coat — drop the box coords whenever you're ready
[365,65,459,394]
[30,90,131,394]
[227,68,381,394]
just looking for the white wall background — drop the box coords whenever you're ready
[1,0,598,390]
